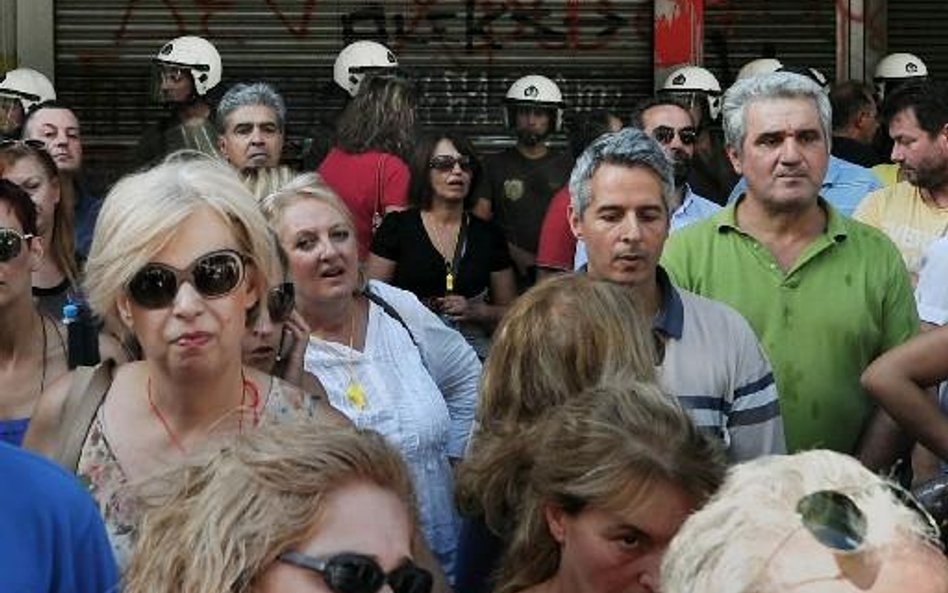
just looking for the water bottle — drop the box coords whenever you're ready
[63,302,81,369]
[63,300,100,368]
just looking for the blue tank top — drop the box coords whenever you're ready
[0,418,30,447]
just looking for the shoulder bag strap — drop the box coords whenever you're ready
[451,214,469,286]
[55,359,115,472]
[372,155,386,231]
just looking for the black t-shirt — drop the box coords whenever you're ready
[371,209,512,300]
[475,147,573,254]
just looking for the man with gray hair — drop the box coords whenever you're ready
[662,72,917,464]
[568,127,785,461]
[661,449,948,593]
[216,82,286,171]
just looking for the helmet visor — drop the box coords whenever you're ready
[0,96,24,136]
[150,63,196,106]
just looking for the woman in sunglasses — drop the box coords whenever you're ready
[495,380,724,593]
[24,156,338,569]
[367,132,517,359]
[0,139,80,318]
[126,423,433,593]
[0,179,70,446]
[262,173,481,580]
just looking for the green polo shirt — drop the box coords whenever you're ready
[661,199,917,453]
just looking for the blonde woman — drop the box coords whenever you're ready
[125,422,432,593]
[262,173,481,580]
[455,274,659,592]
[497,380,725,593]
[24,154,339,569]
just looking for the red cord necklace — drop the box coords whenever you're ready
[147,372,260,454]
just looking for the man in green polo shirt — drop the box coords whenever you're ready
[661,71,917,458]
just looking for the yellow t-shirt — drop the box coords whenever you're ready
[854,181,948,277]
[871,163,901,187]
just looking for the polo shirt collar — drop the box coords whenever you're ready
[654,266,684,340]
[715,195,849,242]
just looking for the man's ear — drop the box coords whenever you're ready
[568,203,583,241]
[726,144,743,176]
[544,502,569,544]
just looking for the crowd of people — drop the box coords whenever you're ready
[1,33,948,592]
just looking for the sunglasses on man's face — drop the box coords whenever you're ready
[651,126,697,146]
[267,282,295,323]
[126,249,246,310]
[278,551,432,593]
[428,154,473,172]
[0,227,34,263]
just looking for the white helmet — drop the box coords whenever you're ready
[333,40,399,97]
[154,35,222,96]
[660,66,723,121]
[874,52,928,101]
[504,74,565,131]
[737,58,784,81]
[0,68,56,113]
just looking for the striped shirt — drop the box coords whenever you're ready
[655,268,786,462]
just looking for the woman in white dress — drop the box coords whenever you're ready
[262,173,481,581]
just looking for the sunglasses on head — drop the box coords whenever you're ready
[127,249,246,310]
[0,138,46,152]
[428,154,473,172]
[796,484,943,554]
[651,126,697,146]
[0,227,34,263]
[267,282,295,323]
[278,551,432,593]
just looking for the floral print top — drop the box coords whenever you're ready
[76,377,321,571]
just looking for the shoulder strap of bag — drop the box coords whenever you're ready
[55,359,115,472]
[363,288,421,351]
[373,154,386,229]
[451,214,469,281]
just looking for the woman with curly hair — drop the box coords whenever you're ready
[318,74,417,259]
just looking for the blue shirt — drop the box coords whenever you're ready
[74,179,103,262]
[727,155,882,217]
[0,442,119,592]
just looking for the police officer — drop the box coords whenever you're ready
[0,67,56,139]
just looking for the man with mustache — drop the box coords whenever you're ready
[216,82,286,172]
[662,72,917,466]
[569,126,785,462]
[854,80,948,281]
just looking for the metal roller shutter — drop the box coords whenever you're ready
[702,0,836,87]
[54,1,653,186]
[888,0,946,82]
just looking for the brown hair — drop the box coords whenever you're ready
[456,274,658,533]
[496,380,726,593]
[0,143,79,283]
[335,74,417,159]
[125,422,418,593]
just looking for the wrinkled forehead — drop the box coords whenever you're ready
[641,103,695,130]
[32,107,80,129]
[226,103,280,127]
[743,96,823,136]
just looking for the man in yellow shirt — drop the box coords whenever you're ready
[854,80,948,280]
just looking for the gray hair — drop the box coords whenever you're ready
[661,449,940,593]
[722,71,832,155]
[568,127,675,218]
[216,82,287,134]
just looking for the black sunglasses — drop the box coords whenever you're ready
[278,551,432,593]
[428,154,473,172]
[127,249,246,309]
[0,227,34,263]
[0,138,46,152]
[267,282,295,323]
[651,126,697,146]
[797,484,943,553]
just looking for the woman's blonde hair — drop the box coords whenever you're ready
[0,143,79,283]
[260,172,367,292]
[83,152,274,336]
[456,274,658,532]
[240,165,297,204]
[125,422,417,593]
[496,380,726,593]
